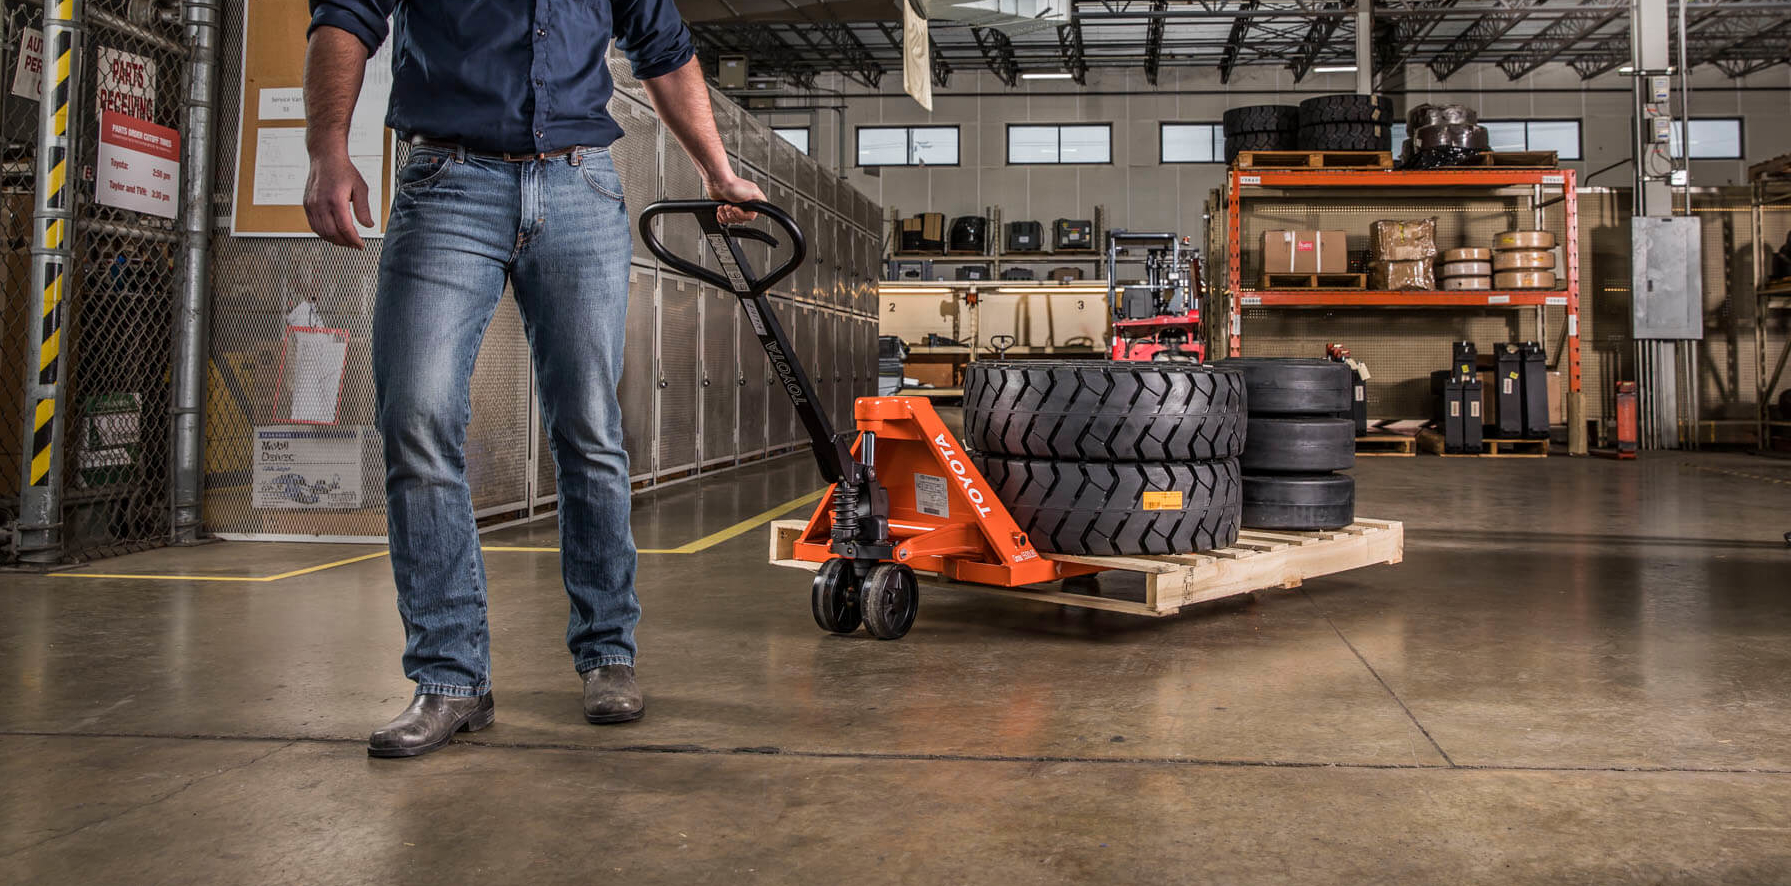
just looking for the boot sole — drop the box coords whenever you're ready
[367,705,495,758]
[584,707,645,725]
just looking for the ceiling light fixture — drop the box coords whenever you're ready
[1020,72,1075,80]
[1313,65,1359,74]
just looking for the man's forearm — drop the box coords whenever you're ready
[305,26,370,159]
[641,57,733,183]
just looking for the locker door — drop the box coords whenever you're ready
[830,313,851,426]
[656,275,701,475]
[609,98,660,262]
[701,285,739,467]
[621,265,658,481]
[737,302,768,457]
[766,297,797,449]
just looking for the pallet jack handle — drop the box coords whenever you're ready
[638,200,853,484]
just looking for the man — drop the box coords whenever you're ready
[304,0,762,758]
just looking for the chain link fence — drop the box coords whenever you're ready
[1,0,43,538]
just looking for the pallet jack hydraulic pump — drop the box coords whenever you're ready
[640,200,1095,640]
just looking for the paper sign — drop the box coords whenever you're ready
[258,86,305,120]
[11,27,42,100]
[96,111,180,219]
[252,427,363,509]
[96,46,156,118]
[252,127,307,205]
[277,326,350,424]
[913,473,948,517]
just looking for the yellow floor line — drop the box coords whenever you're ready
[47,488,827,582]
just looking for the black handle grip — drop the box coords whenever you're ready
[638,200,805,296]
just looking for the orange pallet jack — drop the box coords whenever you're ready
[642,200,1100,640]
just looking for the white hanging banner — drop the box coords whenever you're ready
[902,0,933,111]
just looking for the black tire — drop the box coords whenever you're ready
[811,558,861,634]
[1223,104,1300,135]
[1224,131,1298,162]
[1215,357,1353,415]
[1297,93,1394,125]
[1296,121,1390,151]
[963,360,1246,462]
[972,455,1242,556]
[1242,473,1355,530]
[859,563,918,640]
[1242,417,1356,473]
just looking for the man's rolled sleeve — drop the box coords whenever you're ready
[613,0,695,80]
[308,0,395,55]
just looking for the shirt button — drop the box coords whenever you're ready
[536,28,546,36]
[535,129,544,138]
[534,78,543,86]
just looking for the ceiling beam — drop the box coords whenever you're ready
[970,25,1020,86]
[1495,1,1625,79]
[1218,0,1258,84]
[1143,0,1168,84]
[1057,19,1089,84]
[1288,0,1346,81]
[1428,0,1546,81]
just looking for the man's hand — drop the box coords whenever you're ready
[304,152,374,249]
[707,174,765,225]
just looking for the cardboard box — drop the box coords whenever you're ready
[903,360,957,389]
[1548,370,1562,426]
[1263,230,1347,274]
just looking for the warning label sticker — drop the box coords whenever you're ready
[914,473,949,517]
[1141,490,1183,511]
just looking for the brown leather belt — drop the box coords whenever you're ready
[408,135,585,162]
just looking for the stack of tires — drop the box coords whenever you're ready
[1296,94,1394,152]
[1218,358,1357,531]
[963,361,1246,556]
[1221,105,1299,163]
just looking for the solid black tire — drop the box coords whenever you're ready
[811,559,861,634]
[1296,122,1390,151]
[859,563,918,640]
[1222,104,1300,135]
[1242,473,1355,530]
[963,360,1246,462]
[1241,417,1356,473]
[1297,93,1394,125]
[1224,131,1298,162]
[1215,357,1353,415]
[972,455,1242,556]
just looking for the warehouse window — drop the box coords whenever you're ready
[1481,120,1583,159]
[1670,118,1743,159]
[1008,124,1112,164]
[855,126,959,166]
[1160,123,1225,163]
[773,127,811,155]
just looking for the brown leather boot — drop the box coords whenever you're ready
[367,692,495,758]
[581,665,644,724]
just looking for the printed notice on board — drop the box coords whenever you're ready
[253,427,363,509]
[11,27,42,100]
[96,111,180,219]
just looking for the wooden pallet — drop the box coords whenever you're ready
[1356,434,1417,457]
[1417,430,1549,457]
[1465,151,1558,168]
[769,518,1403,618]
[1261,272,1368,290]
[1236,150,1393,170]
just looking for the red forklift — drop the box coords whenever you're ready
[1105,230,1204,361]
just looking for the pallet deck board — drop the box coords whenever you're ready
[1356,434,1417,457]
[1261,272,1369,290]
[1236,150,1394,170]
[770,518,1403,618]
[1417,429,1549,457]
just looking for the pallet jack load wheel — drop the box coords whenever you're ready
[860,563,919,640]
[812,559,862,634]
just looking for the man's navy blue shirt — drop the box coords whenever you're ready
[308,0,693,154]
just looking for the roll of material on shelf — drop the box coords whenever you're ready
[1493,270,1557,289]
[1413,123,1490,151]
[1440,260,1493,278]
[1494,230,1556,250]
[1442,276,1492,291]
[1406,103,1479,128]
[1442,247,1491,263]
[1492,249,1557,271]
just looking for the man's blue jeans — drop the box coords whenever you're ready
[373,144,637,698]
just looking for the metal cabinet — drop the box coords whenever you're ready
[622,264,658,481]
[656,275,701,475]
[737,306,768,458]
[700,285,739,468]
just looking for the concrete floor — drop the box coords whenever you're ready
[3,446,1790,884]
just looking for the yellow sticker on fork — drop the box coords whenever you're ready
[1141,491,1183,511]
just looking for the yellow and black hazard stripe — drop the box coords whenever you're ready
[29,2,75,488]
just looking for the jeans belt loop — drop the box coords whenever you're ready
[453,144,467,163]
[569,148,582,168]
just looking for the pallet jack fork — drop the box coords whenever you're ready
[641,200,1094,640]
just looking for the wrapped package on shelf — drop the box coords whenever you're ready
[1371,258,1435,291]
[1369,218,1439,262]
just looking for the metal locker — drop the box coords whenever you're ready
[621,265,658,481]
[768,181,796,297]
[815,211,835,306]
[796,304,823,447]
[830,314,851,426]
[700,285,739,468]
[609,97,660,262]
[737,303,768,457]
[797,196,820,301]
[812,310,835,427]
[656,275,701,475]
[817,173,836,221]
[659,130,706,268]
[740,121,769,173]
[770,133,798,187]
[708,91,742,156]
[765,297,797,449]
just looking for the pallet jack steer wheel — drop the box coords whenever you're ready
[860,563,919,640]
[811,559,862,634]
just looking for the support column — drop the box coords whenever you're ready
[1355,0,1373,94]
[19,0,85,564]
[1632,0,1671,215]
[169,0,222,544]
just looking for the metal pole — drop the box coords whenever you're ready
[19,0,85,564]
[169,0,221,544]
[1355,0,1373,95]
